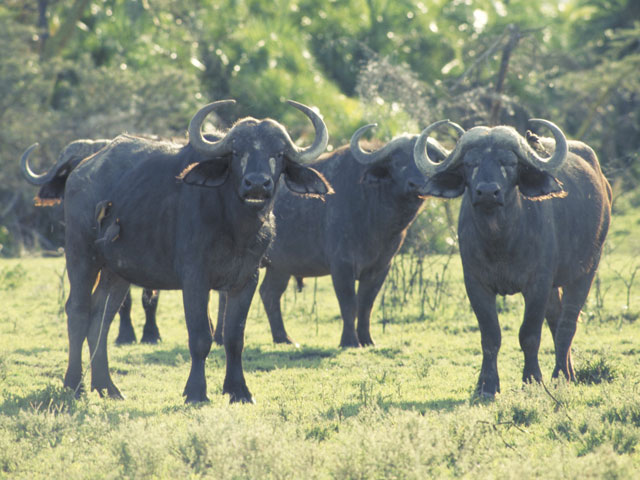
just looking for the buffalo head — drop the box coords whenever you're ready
[180,99,331,209]
[350,124,450,198]
[413,119,569,210]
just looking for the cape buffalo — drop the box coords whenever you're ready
[21,99,331,403]
[413,119,611,397]
[21,140,162,345]
[214,124,453,348]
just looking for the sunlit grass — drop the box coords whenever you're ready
[1,226,639,478]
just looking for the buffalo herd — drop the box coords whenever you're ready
[20,100,611,403]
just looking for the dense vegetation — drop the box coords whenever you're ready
[1,0,639,254]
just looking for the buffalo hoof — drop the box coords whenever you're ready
[65,381,85,399]
[551,366,574,382]
[273,334,299,348]
[223,381,254,404]
[93,384,125,400]
[357,332,375,347]
[475,378,499,399]
[183,383,209,403]
[140,333,161,344]
[115,331,137,345]
[339,331,361,348]
[213,332,224,346]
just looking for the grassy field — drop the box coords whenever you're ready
[1,208,639,479]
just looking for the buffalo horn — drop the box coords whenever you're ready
[188,99,237,156]
[20,143,57,186]
[520,119,568,173]
[283,100,329,163]
[350,124,414,165]
[413,120,465,177]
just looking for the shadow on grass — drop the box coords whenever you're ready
[140,344,340,372]
[321,397,468,422]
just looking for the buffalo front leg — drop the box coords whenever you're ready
[115,289,136,345]
[223,273,258,403]
[331,264,359,348]
[259,267,296,344]
[355,267,390,347]
[464,275,501,398]
[520,282,553,384]
[140,288,161,344]
[86,269,131,399]
[553,272,597,381]
[182,283,213,403]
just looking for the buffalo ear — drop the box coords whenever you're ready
[178,159,229,188]
[283,162,334,197]
[419,171,465,198]
[517,165,566,200]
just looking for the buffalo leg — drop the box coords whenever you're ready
[86,268,131,399]
[545,288,574,379]
[520,282,553,384]
[214,291,226,345]
[223,272,258,403]
[553,271,597,381]
[64,258,100,397]
[259,267,295,344]
[140,289,161,344]
[356,267,390,347]
[331,264,359,348]
[464,275,501,397]
[115,289,136,345]
[182,282,213,403]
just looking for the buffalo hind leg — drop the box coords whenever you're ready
[140,289,161,344]
[356,267,390,347]
[86,268,131,399]
[520,282,553,384]
[214,291,226,345]
[64,260,100,397]
[331,263,359,348]
[260,268,296,344]
[553,272,597,381]
[545,288,575,380]
[223,273,258,403]
[115,289,136,345]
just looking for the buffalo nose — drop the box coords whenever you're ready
[475,182,501,199]
[241,173,274,200]
[243,173,273,190]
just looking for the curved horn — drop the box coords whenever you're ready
[350,124,414,165]
[188,99,237,156]
[413,120,465,177]
[521,118,568,173]
[284,100,329,163]
[20,143,57,186]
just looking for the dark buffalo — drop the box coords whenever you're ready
[21,140,162,345]
[21,99,331,403]
[413,119,611,397]
[213,124,452,348]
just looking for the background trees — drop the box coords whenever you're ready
[1,0,638,255]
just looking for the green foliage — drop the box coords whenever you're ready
[575,353,617,385]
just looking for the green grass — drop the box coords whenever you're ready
[1,217,639,478]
